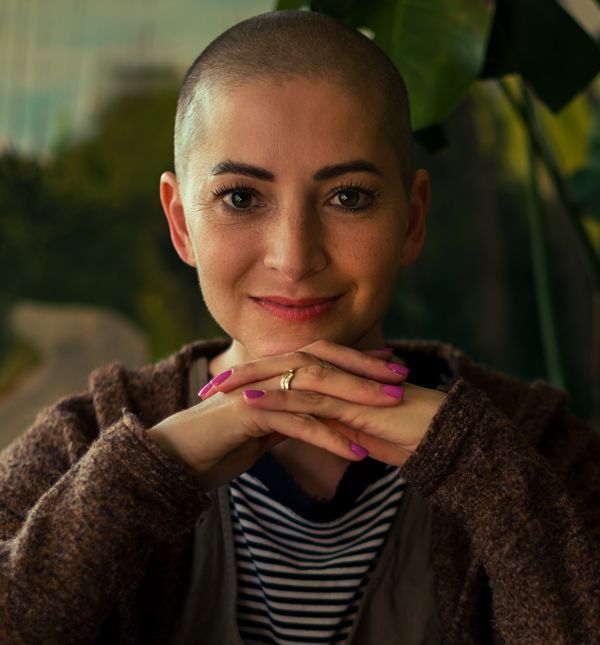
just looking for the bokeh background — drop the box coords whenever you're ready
[1,0,599,448]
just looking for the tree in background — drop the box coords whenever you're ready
[0,66,221,364]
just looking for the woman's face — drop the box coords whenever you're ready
[161,77,429,362]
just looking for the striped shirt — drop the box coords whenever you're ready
[229,451,406,644]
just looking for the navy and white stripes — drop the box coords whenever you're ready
[229,462,406,644]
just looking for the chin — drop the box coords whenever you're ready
[239,328,365,359]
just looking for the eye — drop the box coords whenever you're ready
[225,190,257,210]
[212,183,263,213]
[329,186,375,212]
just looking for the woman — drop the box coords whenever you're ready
[1,10,598,645]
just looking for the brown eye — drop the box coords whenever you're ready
[330,188,373,211]
[227,190,255,209]
[337,189,361,207]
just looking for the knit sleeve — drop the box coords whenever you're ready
[0,395,212,645]
[400,378,600,645]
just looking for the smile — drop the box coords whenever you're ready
[250,295,343,321]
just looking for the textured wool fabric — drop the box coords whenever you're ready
[0,337,598,644]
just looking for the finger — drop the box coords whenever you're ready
[326,419,413,466]
[300,339,409,380]
[243,391,416,465]
[279,363,406,406]
[242,388,393,437]
[363,348,393,359]
[244,390,403,463]
[243,387,346,419]
[200,342,409,400]
[244,406,368,461]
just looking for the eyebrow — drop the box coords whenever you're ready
[210,159,383,181]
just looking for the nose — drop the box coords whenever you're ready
[263,206,328,281]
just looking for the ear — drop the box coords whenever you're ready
[159,171,196,267]
[399,169,430,268]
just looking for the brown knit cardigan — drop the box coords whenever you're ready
[0,338,598,644]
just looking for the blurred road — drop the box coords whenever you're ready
[0,301,149,450]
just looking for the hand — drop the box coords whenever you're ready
[147,341,407,490]
[243,380,445,466]
[204,339,444,466]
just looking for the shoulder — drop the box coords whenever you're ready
[394,340,599,512]
[87,337,229,430]
[1,337,230,470]
[389,338,578,444]
[0,338,228,525]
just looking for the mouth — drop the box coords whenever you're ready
[250,294,343,321]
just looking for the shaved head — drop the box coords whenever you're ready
[174,10,415,190]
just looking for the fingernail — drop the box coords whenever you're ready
[198,369,232,399]
[244,389,266,399]
[351,442,369,458]
[198,382,214,398]
[383,384,405,399]
[387,362,410,376]
[212,369,232,386]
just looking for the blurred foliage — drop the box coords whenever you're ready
[1,4,598,418]
[279,0,495,131]
[278,0,600,132]
[570,100,600,230]
[383,78,598,417]
[0,336,40,401]
[481,0,599,112]
[0,67,221,362]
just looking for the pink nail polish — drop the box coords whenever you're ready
[198,369,232,399]
[212,369,232,386]
[351,442,369,458]
[198,382,214,398]
[387,362,410,376]
[383,384,405,399]
[244,389,266,399]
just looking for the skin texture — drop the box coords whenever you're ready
[157,77,444,490]
[163,78,427,363]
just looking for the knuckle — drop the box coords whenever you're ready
[291,412,314,427]
[301,390,323,406]
[282,350,306,366]
[293,350,314,365]
[358,378,378,399]
[233,395,250,415]
[302,362,328,382]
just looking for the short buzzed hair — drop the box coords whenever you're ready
[174,10,415,190]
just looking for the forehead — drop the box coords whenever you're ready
[189,77,392,175]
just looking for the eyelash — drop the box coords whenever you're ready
[211,180,378,215]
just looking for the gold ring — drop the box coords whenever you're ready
[280,369,296,391]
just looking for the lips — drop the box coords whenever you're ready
[257,295,340,306]
[250,294,342,321]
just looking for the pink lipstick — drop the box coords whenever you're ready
[251,295,342,321]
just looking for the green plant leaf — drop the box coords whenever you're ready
[282,0,495,130]
[482,0,600,112]
[570,169,600,222]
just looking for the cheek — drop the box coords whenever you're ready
[192,224,254,299]
[339,222,403,286]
